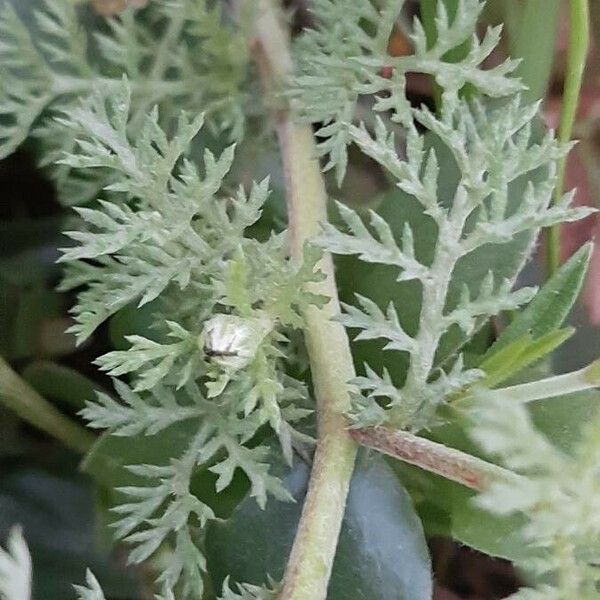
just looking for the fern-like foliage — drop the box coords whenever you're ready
[219,577,278,600]
[73,571,107,600]
[289,0,523,183]
[469,395,600,599]
[296,1,596,430]
[0,531,107,600]
[3,0,597,597]
[61,80,321,597]
[0,0,250,205]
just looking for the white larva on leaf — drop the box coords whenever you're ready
[201,314,273,370]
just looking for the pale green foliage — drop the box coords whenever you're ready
[59,80,321,597]
[0,533,106,600]
[470,395,600,599]
[74,571,107,600]
[2,0,597,597]
[302,1,595,430]
[289,0,523,183]
[0,0,250,204]
[219,576,278,600]
[0,527,31,600]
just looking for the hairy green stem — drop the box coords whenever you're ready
[245,2,358,598]
[0,356,94,455]
[547,0,589,276]
[350,426,520,491]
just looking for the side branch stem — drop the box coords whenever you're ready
[243,2,357,599]
[351,427,521,491]
[478,359,600,404]
[546,0,589,276]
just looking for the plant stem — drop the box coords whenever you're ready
[244,2,358,599]
[547,0,589,276]
[0,356,94,455]
[480,358,600,404]
[350,427,520,491]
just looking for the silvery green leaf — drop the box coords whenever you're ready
[73,571,106,600]
[0,526,31,600]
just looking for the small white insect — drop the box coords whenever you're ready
[201,314,273,370]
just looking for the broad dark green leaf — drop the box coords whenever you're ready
[529,389,600,453]
[206,451,432,600]
[449,488,530,562]
[0,283,69,360]
[0,217,64,285]
[402,388,600,561]
[0,460,137,600]
[108,301,158,351]
[393,452,530,562]
[0,216,70,359]
[485,0,561,101]
[449,390,600,561]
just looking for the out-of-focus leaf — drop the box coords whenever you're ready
[485,0,561,102]
[108,302,158,351]
[206,451,432,600]
[449,389,600,560]
[449,487,530,562]
[0,284,71,360]
[21,361,101,410]
[0,461,137,600]
[0,214,72,360]
[529,389,600,453]
[0,217,64,285]
[403,387,600,560]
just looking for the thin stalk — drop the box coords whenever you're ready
[478,358,600,404]
[243,2,358,599]
[547,0,589,276]
[0,356,94,455]
[350,426,520,491]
